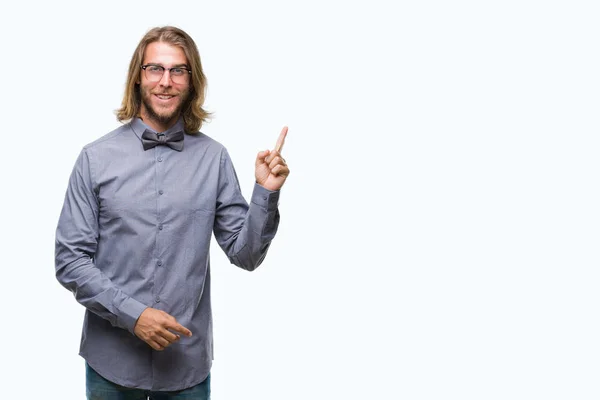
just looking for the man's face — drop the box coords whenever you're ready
[139,41,191,131]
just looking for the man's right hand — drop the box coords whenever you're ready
[134,308,192,351]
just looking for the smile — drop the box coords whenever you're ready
[155,94,176,101]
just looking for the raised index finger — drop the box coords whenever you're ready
[274,126,288,153]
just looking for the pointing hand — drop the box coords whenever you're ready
[255,126,290,191]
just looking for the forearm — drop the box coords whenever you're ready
[220,184,280,271]
[55,250,147,333]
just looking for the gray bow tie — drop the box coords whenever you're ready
[141,129,184,151]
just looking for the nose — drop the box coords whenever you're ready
[158,69,172,87]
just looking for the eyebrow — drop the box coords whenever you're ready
[144,62,189,68]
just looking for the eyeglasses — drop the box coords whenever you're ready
[141,64,191,84]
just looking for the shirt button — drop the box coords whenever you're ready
[158,224,163,230]
[157,260,163,266]
[155,297,161,303]
[158,157,163,162]
[159,190,164,195]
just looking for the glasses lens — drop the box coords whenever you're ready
[170,68,189,84]
[145,66,164,82]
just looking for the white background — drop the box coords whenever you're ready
[1,0,599,399]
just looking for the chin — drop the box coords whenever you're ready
[157,109,176,118]
[141,96,186,127]
[153,105,179,119]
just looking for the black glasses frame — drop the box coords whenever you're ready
[140,64,192,81]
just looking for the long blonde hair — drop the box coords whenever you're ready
[116,26,211,133]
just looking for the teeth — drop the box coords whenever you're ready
[157,95,173,99]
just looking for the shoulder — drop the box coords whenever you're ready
[82,124,132,151]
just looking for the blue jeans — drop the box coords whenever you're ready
[86,363,210,400]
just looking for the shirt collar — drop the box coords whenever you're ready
[129,116,186,141]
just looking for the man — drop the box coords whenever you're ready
[55,26,289,399]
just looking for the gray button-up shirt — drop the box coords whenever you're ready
[55,117,280,391]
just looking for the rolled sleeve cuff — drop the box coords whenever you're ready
[251,183,280,210]
[117,297,148,334]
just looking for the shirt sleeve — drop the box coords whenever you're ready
[55,148,148,334]
[213,149,280,271]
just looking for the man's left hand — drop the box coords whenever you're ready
[255,126,290,191]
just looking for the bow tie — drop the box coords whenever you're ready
[141,129,184,151]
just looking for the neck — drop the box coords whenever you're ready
[139,110,180,134]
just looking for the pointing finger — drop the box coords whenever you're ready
[167,321,192,337]
[274,126,288,153]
